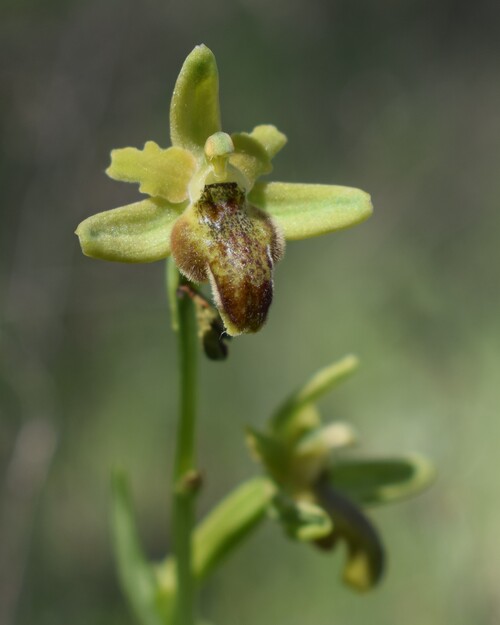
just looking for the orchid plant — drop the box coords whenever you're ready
[76,45,434,625]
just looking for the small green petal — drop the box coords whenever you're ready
[106,142,196,203]
[250,125,287,159]
[329,455,436,507]
[76,197,183,263]
[248,182,373,240]
[229,132,272,190]
[170,44,221,152]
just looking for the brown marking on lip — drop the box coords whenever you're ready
[171,182,285,335]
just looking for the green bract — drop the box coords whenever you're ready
[76,45,373,335]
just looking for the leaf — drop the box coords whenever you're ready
[270,494,333,542]
[329,455,436,506]
[271,355,359,440]
[111,470,171,625]
[106,142,196,203]
[170,45,221,152]
[76,197,183,263]
[248,182,373,240]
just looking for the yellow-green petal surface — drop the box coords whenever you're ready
[106,142,196,203]
[250,125,287,158]
[76,197,183,263]
[249,182,373,240]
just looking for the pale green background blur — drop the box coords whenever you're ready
[1,1,500,624]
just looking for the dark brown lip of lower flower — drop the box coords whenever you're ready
[313,475,385,588]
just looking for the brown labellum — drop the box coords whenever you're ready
[171,182,284,335]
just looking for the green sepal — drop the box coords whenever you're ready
[76,197,184,263]
[111,470,173,625]
[229,132,272,189]
[156,477,275,589]
[248,182,373,240]
[329,454,436,506]
[270,494,333,542]
[314,479,385,592]
[170,45,221,153]
[245,428,289,485]
[193,477,276,580]
[271,355,359,441]
[106,142,196,203]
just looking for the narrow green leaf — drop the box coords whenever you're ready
[170,45,221,152]
[248,182,373,240]
[271,355,359,439]
[329,455,436,506]
[193,477,276,580]
[111,470,170,625]
[106,142,196,203]
[76,197,183,263]
[270,494,333,542]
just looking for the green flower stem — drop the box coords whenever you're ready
[171,265,199,625]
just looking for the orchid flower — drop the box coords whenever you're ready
[76,45,372,335]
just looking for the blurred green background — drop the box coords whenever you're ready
[1,1,500,624]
